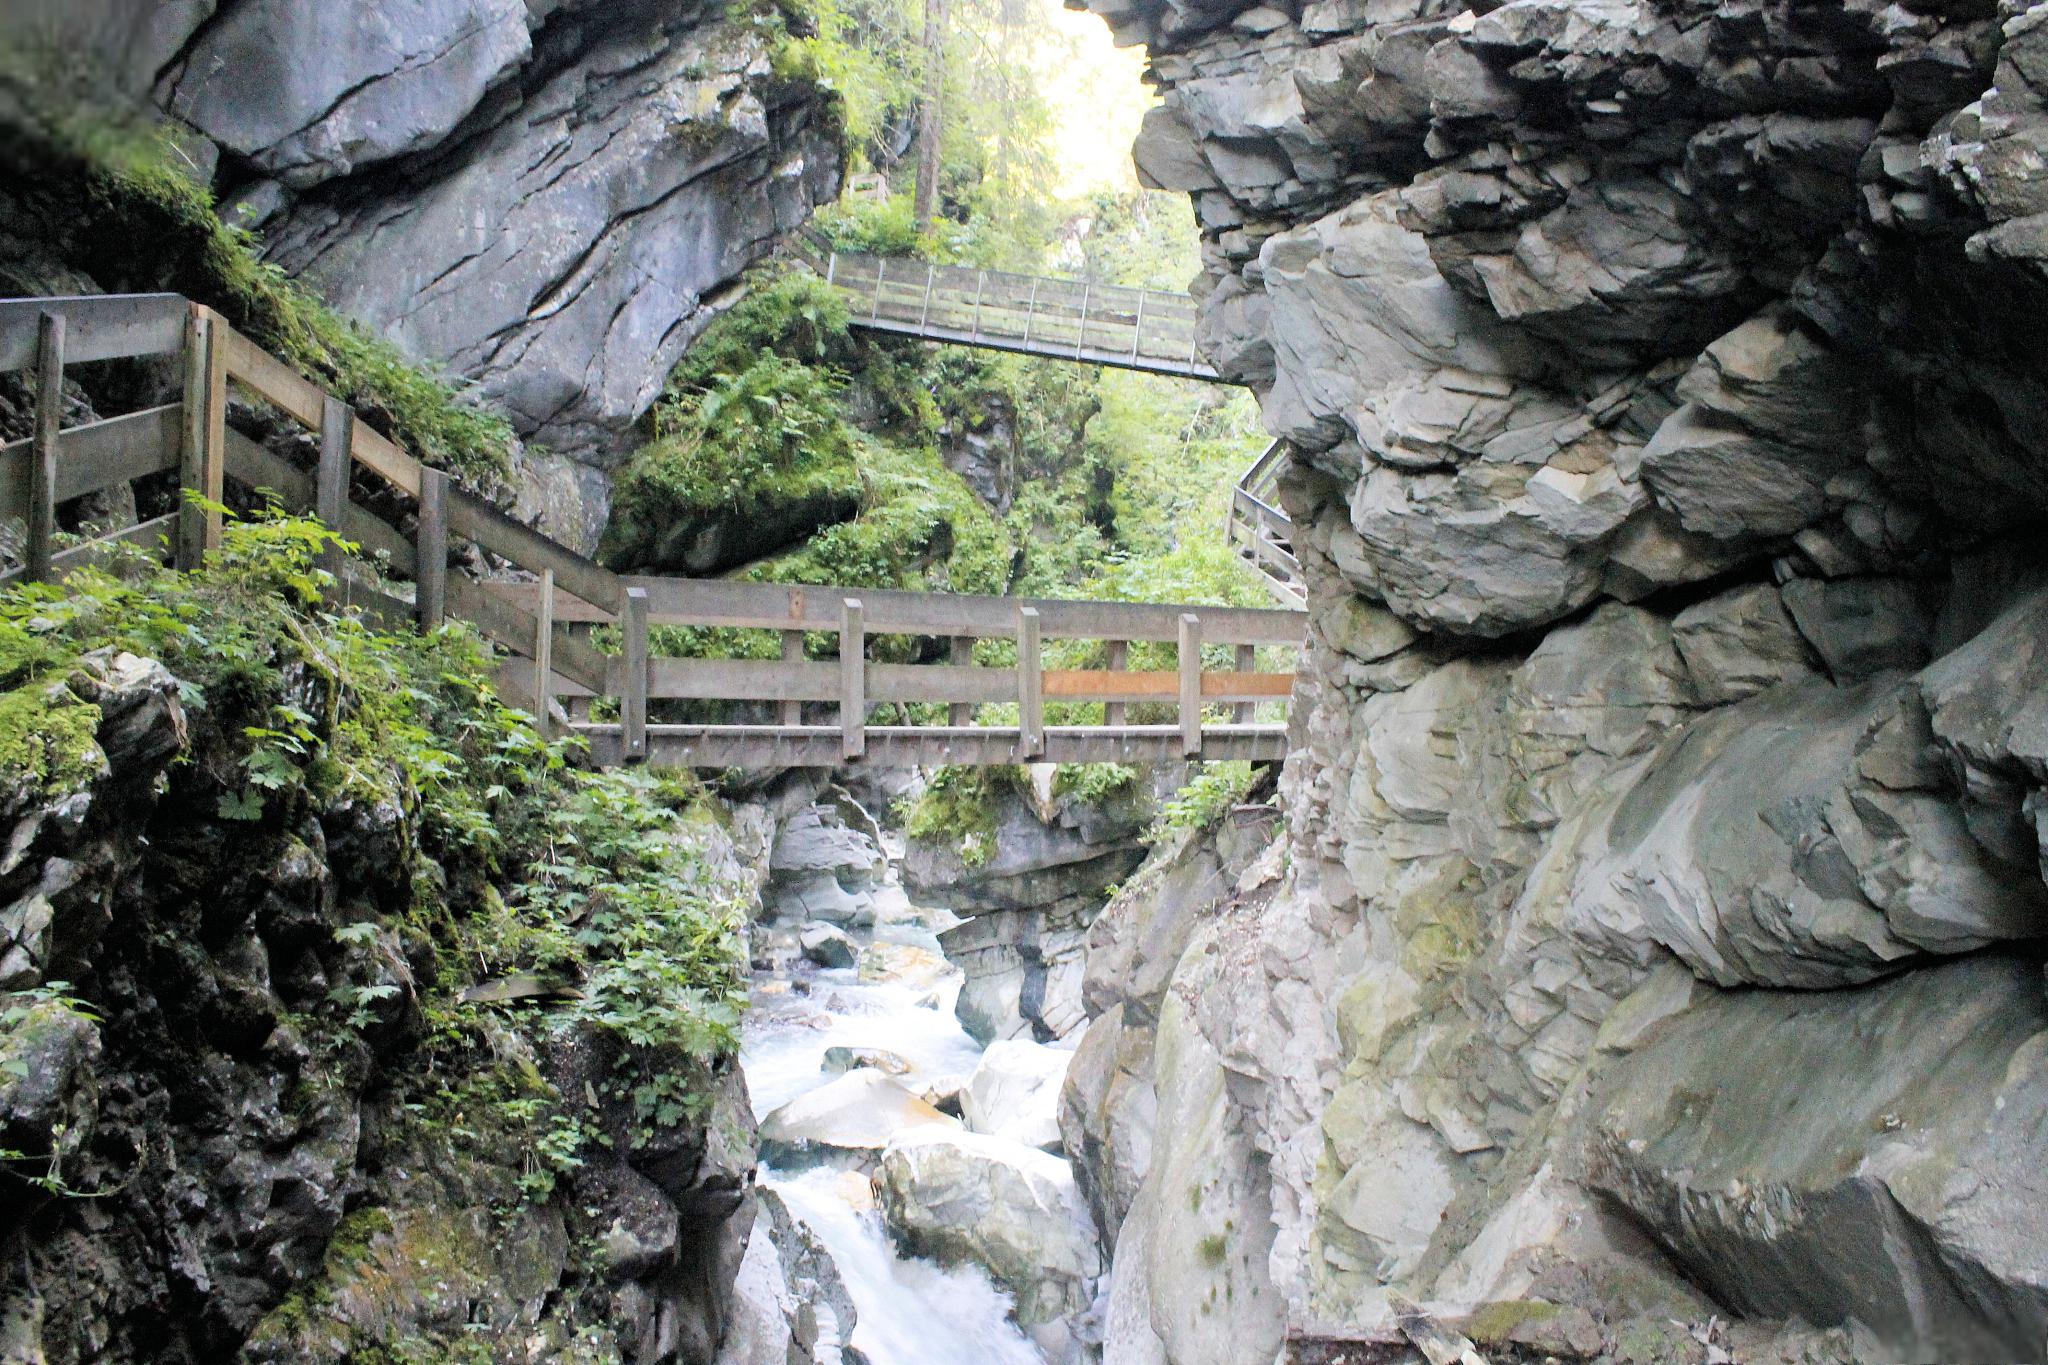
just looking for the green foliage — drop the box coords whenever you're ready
[0,508,749,1219]
[766,0,921,152]
[900,765,1020,868]
[1052,762,1138,804]
[813,193,926,256]
[0,686,102,805]
[514,769,749,1067]
[1150,762,1256,841]
[618,357,861,526]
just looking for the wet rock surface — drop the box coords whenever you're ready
[1060,0,2048,1355]
[29,0,844,491]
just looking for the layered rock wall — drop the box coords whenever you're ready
[1064,0,2048,1356]
[4,0,843,543]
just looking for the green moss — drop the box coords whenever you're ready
[0,685,101,803]
[1197,1234,1228,1267]
[0,74,513,485]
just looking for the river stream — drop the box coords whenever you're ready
[739,843,1058,1365]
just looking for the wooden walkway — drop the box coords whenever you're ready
[0,294,1303,768]
[793,231,1221,381]
[1228,440,1305,607]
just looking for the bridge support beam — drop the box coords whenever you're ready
[841,598,865,761]
[623,587,649,761]
[1018,606,1043,760]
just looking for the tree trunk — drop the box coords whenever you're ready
[913,0,947,228]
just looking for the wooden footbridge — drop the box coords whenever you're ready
[790,231,1304,606]
[0,294,1302,768]
[792,230,1222,381]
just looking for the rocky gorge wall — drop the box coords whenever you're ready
[1059,0,2048,1358]
[2,0,844,548]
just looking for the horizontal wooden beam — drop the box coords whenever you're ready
[223,428,420,572]
[446,576,609,694]
[575,722,1290,768]
[0,295,186,369]
[219,323,423,497]
[446,488,623,616]
[0,404,182,517]
[0,513,176,587]
[486,577,1303,644]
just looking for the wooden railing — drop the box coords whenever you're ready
[1227,440,1304,608]
[793,230,1221,381]
[0,294,1304,768]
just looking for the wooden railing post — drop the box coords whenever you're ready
[1018,605,1043,760]
[780,627,804,727]
[623,586,650,761]
[1075,282,1091,359]
[1179,613,1203,758]
[176,306,223,570]
[948,635,973,726]
[27,312,63,583]
[840,598,865,761]
[317,393,353,580]
[1104,638,1129,727]
[1235,643,1257,724]
[415,467,448,630]
[533,567,555,740]
[1130,291,1145,363]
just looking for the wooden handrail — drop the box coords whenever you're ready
[0,292,1303,766]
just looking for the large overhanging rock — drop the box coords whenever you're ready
[158,0,536,188]
[263,2,841,459]
[1552,595,2048,988]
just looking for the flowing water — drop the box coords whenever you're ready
[740,867,1051,1365]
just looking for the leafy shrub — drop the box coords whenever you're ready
[900,765,1021,867]
[1150,761,1256,841]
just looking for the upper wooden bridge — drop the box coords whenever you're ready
[791,230,1305,607]
[0,294,1303,768]
[792,230,1224,381]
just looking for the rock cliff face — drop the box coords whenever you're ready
[0,644,762,1364]
[8,0,843,542]
[1064,0,2048,1357]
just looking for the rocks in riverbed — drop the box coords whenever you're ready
[962,1038,1073,1153]
[758,1071,958,1171]
[799,924,858,970]
[874,1127,1101,1352]
[821,1046,912,1078]
[767,801,890,928]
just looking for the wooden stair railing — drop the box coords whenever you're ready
[1227,439,1305,608]
[0,294,1304,767]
